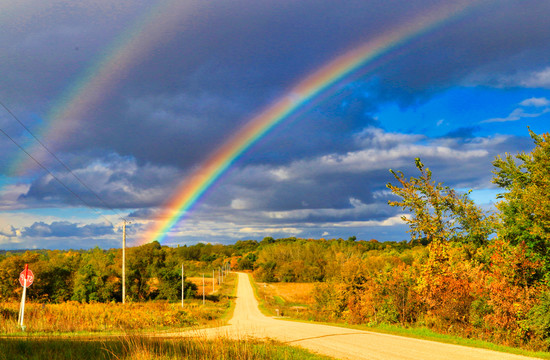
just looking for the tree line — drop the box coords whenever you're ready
[0,241,256,303]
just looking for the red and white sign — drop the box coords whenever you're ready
[19,266,34,288]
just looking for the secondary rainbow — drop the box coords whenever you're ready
[140,1,479,245]
[12,0,199,175]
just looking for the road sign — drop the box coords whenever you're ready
[19,268,34,288]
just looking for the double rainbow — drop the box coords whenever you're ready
[140,1,478,245]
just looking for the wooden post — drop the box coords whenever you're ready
[202,273,205,305]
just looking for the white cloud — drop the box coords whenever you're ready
[269,141,488,181]
[519,67,550,88]
[483,106,550,123]
[519,97,550,107]
[238,227,302,235]
[264,197,379,220]
[231,198,251,210]
[321,214,409,228]
[486,68,550,89]
[270,168,291,181]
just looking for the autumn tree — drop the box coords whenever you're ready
[492,129,550,270]
[387,158,495,246]
[0,251,39,300]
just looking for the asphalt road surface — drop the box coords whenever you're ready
[188,272,539,360]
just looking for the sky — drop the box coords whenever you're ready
[1,0,550,250]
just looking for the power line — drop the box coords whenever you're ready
[0,126,115,225]
[0,101,125,221]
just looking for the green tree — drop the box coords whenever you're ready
[126,241,164,301]
[32,250,80,302]
[492,129,550,269]
[72,247,117,302]
[387,158,494,246]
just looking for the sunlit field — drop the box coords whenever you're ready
[0,274,236,335]
[255,281,315,318]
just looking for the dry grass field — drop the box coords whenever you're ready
[186,276,219,297]
[257,282,316,305]
[0,273,237,335]
[254,280,316,318]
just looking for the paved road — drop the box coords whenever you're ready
[188,272,539,360]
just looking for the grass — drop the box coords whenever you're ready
[248,273,272,316]
[253,277,314,318]
[219,272,238,323]
[250,275,548,359]
[0,335,335,360]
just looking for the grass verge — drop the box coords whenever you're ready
[217,272,238,324]
[248,273,273,317]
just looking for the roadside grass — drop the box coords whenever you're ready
[346,323,549,360]
[250,276,549,359]
[0,274,237,336]
[213,272,238,325]
[0,335,335,360]
[248,273,272,316]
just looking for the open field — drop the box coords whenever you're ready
[255,281,315,317]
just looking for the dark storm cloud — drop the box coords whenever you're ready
[4,0,550,171]
[18,153,183,209]
[109,0,550,169]
[21,221,114,238]
[0,1,148,104]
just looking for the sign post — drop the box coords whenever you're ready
[18,264,34,330]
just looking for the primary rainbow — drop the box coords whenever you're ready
[140,1,479,245]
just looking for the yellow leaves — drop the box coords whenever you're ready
[388,158,494,246]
